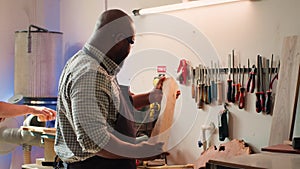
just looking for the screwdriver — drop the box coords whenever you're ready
[238,65,246,109]
[227,54,233,102]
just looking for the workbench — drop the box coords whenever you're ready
[205,144,300,169]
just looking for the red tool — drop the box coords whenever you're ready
[238,65,246,109]
[246,65,256,93]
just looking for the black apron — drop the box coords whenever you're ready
[65,48,137,169]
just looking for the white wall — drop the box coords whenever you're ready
[110,0,300,164]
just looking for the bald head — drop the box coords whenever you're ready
[88,9,135,65]
[97,9,133,29]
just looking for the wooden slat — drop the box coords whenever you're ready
[150,77,178,151]
[269,35,300,145]
[21,126,56,136]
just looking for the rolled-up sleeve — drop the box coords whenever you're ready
[70,66,112,153]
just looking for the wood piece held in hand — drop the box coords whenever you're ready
[151,77,179,151]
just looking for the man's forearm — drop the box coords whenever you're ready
[96,133,136,159]
[131,93,150,109]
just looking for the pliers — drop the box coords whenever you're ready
[246,65,256,93]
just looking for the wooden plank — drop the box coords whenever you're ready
[137,164,194,169]
[206,152,300,169]
[150,77,178,151]
[261,144,300,154]
[269,35,300,146]
[21,126,56,136]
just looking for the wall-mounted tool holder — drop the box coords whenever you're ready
[190,54,280,115]
[193,67,278,75]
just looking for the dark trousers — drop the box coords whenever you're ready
[64,156,136,169]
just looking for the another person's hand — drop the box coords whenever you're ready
[27,106,57,121]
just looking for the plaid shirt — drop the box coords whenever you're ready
[54,43,121,163]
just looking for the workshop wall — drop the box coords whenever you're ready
[103,0,300,164]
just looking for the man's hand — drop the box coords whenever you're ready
[135,141,165,160]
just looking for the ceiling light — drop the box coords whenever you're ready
[133,0,243,16]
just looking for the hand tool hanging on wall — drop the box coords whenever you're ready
[198,66,205,109]
[227,54,233,102]
[247,59,250,79]
[219,103,229,141]
[191,68,196,99]
[265,54,273,114]
[261,57,266,112]
[235,64,241,102]
[269,61,280,91]
[255,55,263,113]
[194,67,199,103]
[210,62,216,103]
[247,65,256,93]
[205,67,211,104]
[231,50,236,103]
[196,66,201,108]
[217,61,223,105]
[238,65,246,109]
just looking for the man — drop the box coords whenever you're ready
[0,101,56,122]
[55,9,167,169]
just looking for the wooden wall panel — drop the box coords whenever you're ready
[269,35,300,146]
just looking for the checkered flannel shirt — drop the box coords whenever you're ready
[54,43,121,163]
